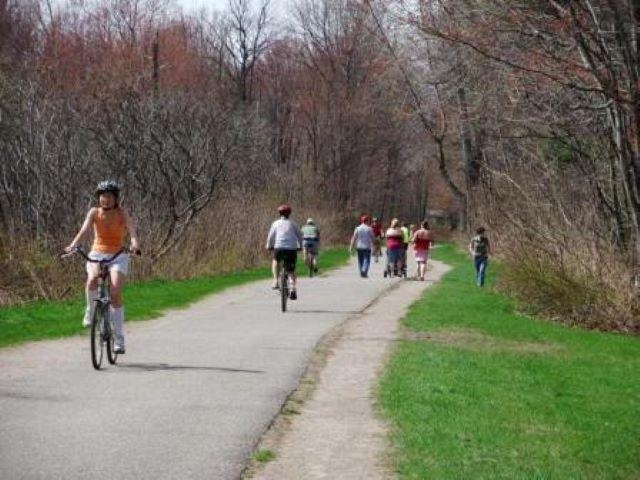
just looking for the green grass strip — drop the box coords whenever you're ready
[379,244,640,479]
[0,247,349,349]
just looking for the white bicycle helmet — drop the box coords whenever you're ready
[95,180,120,198]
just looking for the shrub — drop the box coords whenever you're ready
[497,239,639,334]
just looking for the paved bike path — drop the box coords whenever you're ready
[0,257,402,479]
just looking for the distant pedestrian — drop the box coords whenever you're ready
[400,221,411,275]
[412,220,433,281]
[301,218,320,274]
[385,218,404,276]
[469,227,491,287]
[349,214,375,278]
[371,217,383,262]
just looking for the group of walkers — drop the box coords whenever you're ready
[349,215,435,281]
[65,181,492,353]
[348,216,492,287]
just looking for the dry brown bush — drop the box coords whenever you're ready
[0,194,351,305]
[496,235,639,335]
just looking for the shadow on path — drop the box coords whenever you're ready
[117,363,264,374]
[290,309,361,315]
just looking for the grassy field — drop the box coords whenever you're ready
[379,244,640,479]
[0,247,349,349]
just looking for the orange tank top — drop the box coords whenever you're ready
[92,208,126,254]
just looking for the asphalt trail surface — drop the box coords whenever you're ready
[0,256,403,479]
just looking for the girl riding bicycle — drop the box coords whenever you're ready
[65,180,140,354]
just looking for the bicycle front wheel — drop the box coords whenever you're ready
[90,302,104,370]
[106,309,118,365]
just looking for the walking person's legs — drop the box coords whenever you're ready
[357,249,365,276]
[474,256,488,286]
[362,249,371,277]
[391,249,400,275]
[478,257,488,286]
[414,249,426,280]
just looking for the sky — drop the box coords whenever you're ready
[174,0,222,12]
[50,0,287,18]
[174,0,287,17]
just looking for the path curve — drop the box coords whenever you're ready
[253,260,450,479]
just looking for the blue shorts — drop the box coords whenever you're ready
[303,239,319,254]
[387,248,401,264]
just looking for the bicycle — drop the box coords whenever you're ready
[61,246,135,370]
[304,246,318,278]
[280,266,290,312]
[271,249,299,312]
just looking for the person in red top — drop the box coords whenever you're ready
[412,220,434,281]
[371,217,382,238]
[371,217,383,262]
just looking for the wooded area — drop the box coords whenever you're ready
[0,0,638,332]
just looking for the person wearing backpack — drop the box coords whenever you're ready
[469,227,491,287]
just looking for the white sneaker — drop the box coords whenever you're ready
[113,344,125,354]
[82,311,91,328]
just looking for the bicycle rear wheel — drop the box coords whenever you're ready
[280,270,288,312]
[90,301,104,370]
[106,309,118,365]
[307,255,314,277]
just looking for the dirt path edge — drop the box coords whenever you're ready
[242,260,450,480]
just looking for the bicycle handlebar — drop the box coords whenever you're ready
[60,246,141,263]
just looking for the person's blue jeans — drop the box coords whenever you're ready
[474,255,488,286]
[357,249,372,276]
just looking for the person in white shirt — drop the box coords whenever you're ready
[349,214,376,278]
[266,204,303,299]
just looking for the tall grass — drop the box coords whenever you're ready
[497,239,639,334]
[0,195,351,305]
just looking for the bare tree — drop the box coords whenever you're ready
[221,0,271,103]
